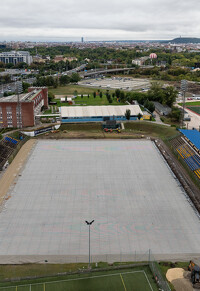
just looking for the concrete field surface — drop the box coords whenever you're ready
[0,139,200,263]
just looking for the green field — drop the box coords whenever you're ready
[0,268,158,291]
[49,85,115,96]
[178,101,200,106]
[52,94,125,107]
[124,121,179,140]
[187,106,200,115]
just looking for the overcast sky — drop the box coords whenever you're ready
[1,0,200,41]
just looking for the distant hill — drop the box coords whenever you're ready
[170,37,200,44]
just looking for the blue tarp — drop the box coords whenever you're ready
[179,129,200,150]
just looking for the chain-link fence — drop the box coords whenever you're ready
[0,250,171,291]
[149,250,171,291]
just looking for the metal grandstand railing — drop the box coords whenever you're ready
[170,136,200,181]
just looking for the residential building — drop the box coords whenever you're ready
[0,87,48,128]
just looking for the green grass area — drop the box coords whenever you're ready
[158,261,189,277]
[187,106,200,115]
[49,85,115,96]
[124,121,179,140]
[178,101,200,106]
[0,267,159,291]
[60,123,102,131]
[51,95,125,107]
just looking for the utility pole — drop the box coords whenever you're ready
[181,79,188,129]
[16,81,23,128]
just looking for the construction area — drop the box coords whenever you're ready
[0,139,200,264]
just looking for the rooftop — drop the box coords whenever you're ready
[179,129,200,150]
[61,105,143,118]
[0,90,40,103]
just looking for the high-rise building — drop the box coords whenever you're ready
[81,37,84,43]
[0,51,33,65]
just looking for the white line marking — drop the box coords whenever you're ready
[143,270,154,291]
[0,270,145,289]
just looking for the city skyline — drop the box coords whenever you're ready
[0,0,200,41]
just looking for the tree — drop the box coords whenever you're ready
[93,91,96,98]
[99,91,103,98]
[108,97,113,103]
[169,107,181,122]
[115,89,121,98]
[54,78,58,88]
[125,109,131,120]
[148,101,155,113]
[137,113,142,120]
[59,75,70,86]
[164,86,178,107]
[120,91,125,102]
[48,92,54,103]
[22,82,29,92]
[81,94,83,98]
[70,73,81,83]
[148,82,164,103]
[88,94,90,98]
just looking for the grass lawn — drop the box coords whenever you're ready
[124,121,179,140]
[49,85,115,96]
[0,266,159,291]
[54,94,125,107]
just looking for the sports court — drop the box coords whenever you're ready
[0,140,200,263]
[0,269,158,291]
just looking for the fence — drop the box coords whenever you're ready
[0,250,171,291]
[149,250,171,291]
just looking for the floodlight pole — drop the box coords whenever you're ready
[85,220,94,269]
[181,79,188,129]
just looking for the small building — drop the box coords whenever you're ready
[142,111,151,120]
[153,102,172,116]
[53,55,78,63]
[61,105,143,123]
[102,120,121,129]
[0,87,48,128]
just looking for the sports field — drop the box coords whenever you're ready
[187,106,200,115]
[1,140,200,263]
[0,268,158,291]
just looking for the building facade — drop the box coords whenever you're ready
[60,105,143,123]
[0,87,48,128]
[0,51,33,65]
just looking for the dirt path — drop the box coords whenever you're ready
[0,139,36,206]
[166,268,199,291]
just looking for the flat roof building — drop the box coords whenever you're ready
[0,87,48,128]
[61,105,143,123]
[0,51,32,65]
[153,102,172,116]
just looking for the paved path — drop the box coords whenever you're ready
[176,104,200,130]
[0,139,36,206]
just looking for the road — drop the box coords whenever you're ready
[176,104,200,130]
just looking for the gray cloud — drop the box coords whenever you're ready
[0,0,200,40]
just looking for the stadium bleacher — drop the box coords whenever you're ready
[179,129,200,151]
[170,134,200,181]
